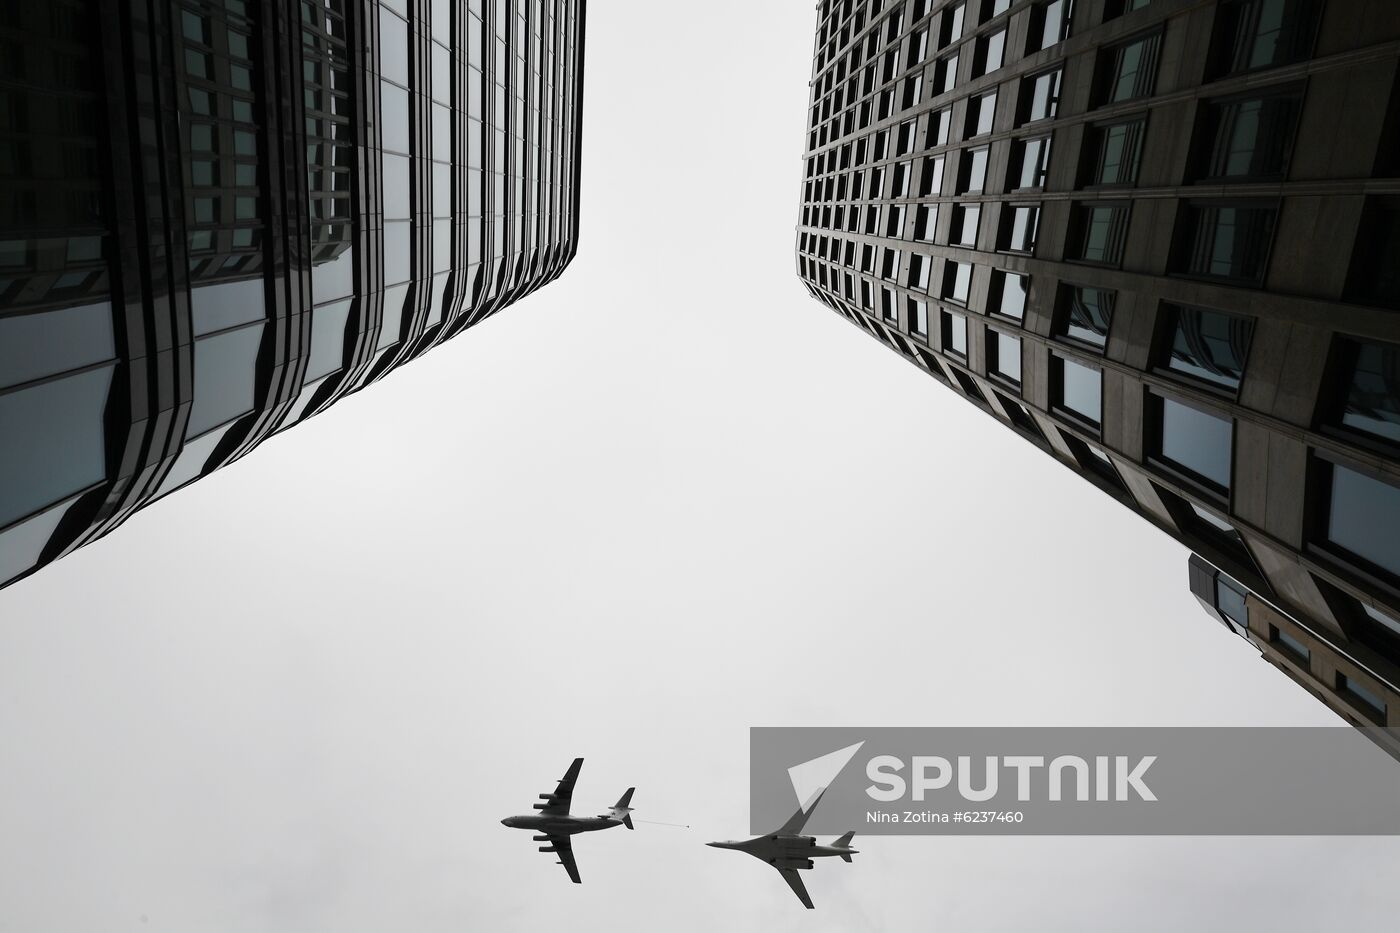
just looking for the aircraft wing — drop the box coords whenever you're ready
[549,834,582,884]
[777,787,825,836]
[777,868,815,909]
[539,757,583,816]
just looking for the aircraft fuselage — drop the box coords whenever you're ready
[501,814,620,835]
[708,834,857,861]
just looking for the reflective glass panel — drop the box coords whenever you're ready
[1158,396,1232,489]
[188,323,264,437]
[1327,463,1400,577]
[0,366,114,528]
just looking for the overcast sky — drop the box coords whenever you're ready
[1,2,1397,930]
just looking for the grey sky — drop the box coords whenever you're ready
[1,1,1397,930]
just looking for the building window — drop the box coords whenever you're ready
[0,363,116,531]
[943,260,973,304]
[951,204,980,247]
[998,392,1046,439]
[998,204,1039,253]
[926,107,952,148]
[1156,303,1254,392]
[1027,0,1074,54]
[1270,625,1312,664]
[1217,573,1249,627]
[1150,393,1234,493]
[1316,458,1400,581]
[887,204,907,237]
[1070,203,1130,266]
[940,2,967,47]
[881,248,902,279]
[1207,0,1321,79]
[916,204,939,240]
[1344,198,1400,309]
[1019,68,1062,125]
[1173,201,1277,284]
[983,0,1014,18]
[908,253,931,290]
[1055,285,1115,350]
[902,74,924,111]
[1345,599,1400,656]
[935,52,960,93]
[1323,336,1400,446]
[1011,135,1053,190]
[942,310,968,357]
[1336,673,1388,723]
[988,270,1028,322]
[909,298,930,337]
[972,28,1006,78]
[951,366,988,403]
[1094,31,1161,106]
[1064,434,1128,492]
[966,91,997,137]
[1051,352,1102,428]
[1168,493,1256,570]
[892,162,911,196]
[908,27,930,68]
[956,146,989,194]
[1191,89,1302,181]
[1082,117,1145,187]
[988,329,1022,385]
[881,287,899,323]
[1106,0,1154,15]
[919,155,945,196]
[896,119,919,156]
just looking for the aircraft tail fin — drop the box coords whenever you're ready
[834,831,856,861]
[610,788,636,829]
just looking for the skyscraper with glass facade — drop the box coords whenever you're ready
[0,0,585,589]
[796,0,1400,728]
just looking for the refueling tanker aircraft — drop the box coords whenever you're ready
[705,789,857,909]
[500,757,635,884]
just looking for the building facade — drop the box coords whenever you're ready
[796,0,1400,711]
[1191,554,1399,758]
[0,0,585,589]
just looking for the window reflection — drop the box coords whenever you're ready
[191,278,264,337]
[305,299,353,382]
[1160,303,1253,391]
[1331,337,1400,444]
[188,321,264,437]
[1058,286,1114,350]
[153,424,232,500]
[0,495,85,585]
[378,282,410,348]
[0,365,115,528]
[0,302,114,389]
[1154,394,1233,491]
[1052,352,1102,427]
[1325,461,1400,578]
[384,221,411,285]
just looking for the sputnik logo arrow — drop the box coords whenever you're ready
[787,741,866,811]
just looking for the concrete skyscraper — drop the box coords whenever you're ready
[797,0,1399,732]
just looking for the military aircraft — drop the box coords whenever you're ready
[706,789,857,909]
[500,757,635,884]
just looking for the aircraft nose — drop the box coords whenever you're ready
[500,818,511,827]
